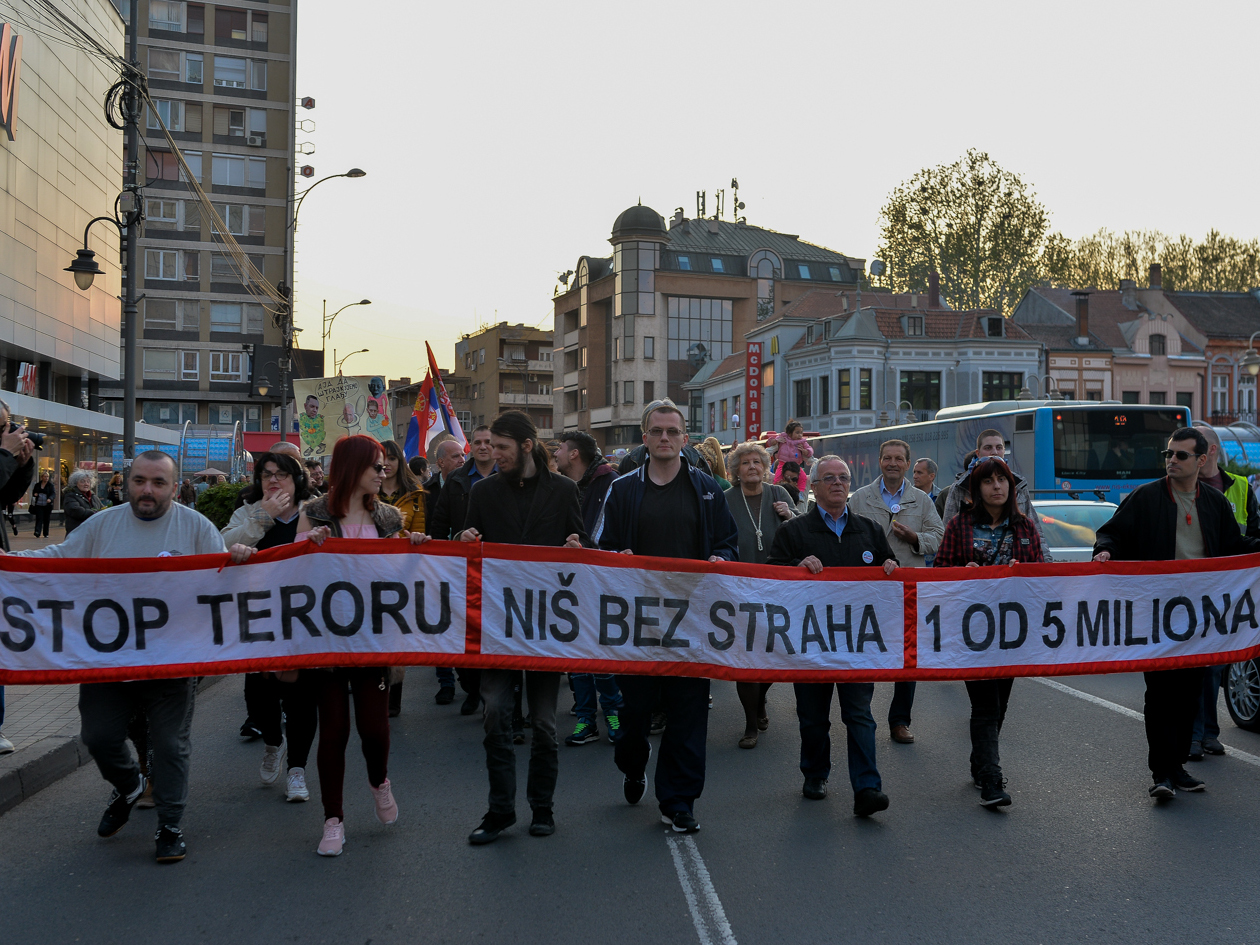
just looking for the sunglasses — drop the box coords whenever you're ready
[371,463,387,473]
[1161,449,1201,461]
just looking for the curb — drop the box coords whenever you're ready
[0,674,228,817]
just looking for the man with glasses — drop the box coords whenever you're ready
[1093,427,1260,800]
[767,455,899,818]
[595,399,738,833]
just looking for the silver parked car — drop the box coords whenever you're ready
[1031,499,1117,562]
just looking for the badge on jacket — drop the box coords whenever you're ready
[862,550,874,563]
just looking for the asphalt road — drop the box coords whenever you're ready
[3,670,1259,945]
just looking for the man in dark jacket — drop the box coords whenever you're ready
[431,426,495,713]
[0,398,35,754]
[424,439,466,533]
[597,399,738,834]
[459,411,586,845]
[1093,426,1260,800]
[554,431,623,746]
[767,454,898,818]
[616,440,705,475]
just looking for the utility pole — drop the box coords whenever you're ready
[122,0,140,461]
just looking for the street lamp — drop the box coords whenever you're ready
[322,298,372,354]
[334,348,369,375]
[1242,331,1260,377]
[279,168,367,441]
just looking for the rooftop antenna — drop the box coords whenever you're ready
[731,178,746,224]
[714,188,724,221]
[696,190,706,220]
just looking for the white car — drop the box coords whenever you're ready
[1031,499,1118,563]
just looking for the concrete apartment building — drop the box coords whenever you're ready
[98,0,299,434]
[552,203,862,450]
[453,322,553,437]
[0,2,181,496]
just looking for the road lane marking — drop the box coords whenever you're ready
[666,834,737,945]
[1035,677,1260,769]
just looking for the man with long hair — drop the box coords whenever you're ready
[458,411,586,844]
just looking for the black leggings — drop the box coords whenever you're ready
[32,507,52,537]
[244,671,319,769]
[736,682,772,735]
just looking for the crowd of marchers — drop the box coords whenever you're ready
[0,393,1253,863]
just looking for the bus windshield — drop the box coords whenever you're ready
[1053,408,1189,480]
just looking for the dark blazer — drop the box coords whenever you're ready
[596,457,738,561]
[766,505,898,570]
[464,466,587,547]
[430,458,492,540]
[1093,476,1260,561]
[575,460,617,538]
[423,477,443,533]
[63,488,101,535]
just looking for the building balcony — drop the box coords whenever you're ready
[498,392,549,406]
[563,412,580,429]
[564,330,580,348]
[536,428,555,440]
[564,371,580,388]
[589,406,613,426]
[526,360,553,373]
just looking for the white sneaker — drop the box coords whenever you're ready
[0,733,14,755]
[260,743,285,785]
[285,766,310,802]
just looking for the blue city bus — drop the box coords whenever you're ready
[803,400,1192,506]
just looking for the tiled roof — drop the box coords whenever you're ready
[663,219,859,276]
[708,350,746,379]
[777,288,950,322]
[1167,291,1260,340]
[1016,322,1108,352]
[787,306,1032,352]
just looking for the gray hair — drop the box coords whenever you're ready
[914,457,938,477]
[810,454,849,484]
[68,469,97,491]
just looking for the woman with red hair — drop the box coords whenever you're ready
[934,456,1045,811]
[294,435,429,856]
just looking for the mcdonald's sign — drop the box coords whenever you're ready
[0,23,21,142]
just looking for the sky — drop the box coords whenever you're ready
[291,0,1260,380]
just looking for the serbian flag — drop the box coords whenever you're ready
[404,342,469,459]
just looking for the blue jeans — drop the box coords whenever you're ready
[571,673,622,723]
[1192,665,1224,742]
[888,681,915,727]
[0,684,5,729]
[436,666,455,687]
[793,682,881,792]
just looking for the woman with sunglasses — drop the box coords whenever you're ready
[934,456,1045,809]
[290,435,430,856]
[222,452,318,800]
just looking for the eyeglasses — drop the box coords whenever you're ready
[372,463,387,473]
[819,474,852,486]
[1161,449,1201,461]
[261,469,292,482]
[646,428,685,439]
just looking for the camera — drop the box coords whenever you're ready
[7,421,44,450]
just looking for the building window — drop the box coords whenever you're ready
[479,348,485,364]
[148,48,181,81]
[751,250,781,321]
[1212,374,1228,413]
[210,403,244,426]
[986,317,1004,338]
[688,390,703,434]
[900,371,941,413]
[146,198,178,225]
[143,298,183,331]
[146,249,198,281]
[818,374,830,414]
[210,252,264,285]
[216,7,248,42]
[906,315,924,337]
[982,371,1023,402]
[644,380,655,402]
[624,380,634,404]
[667,297,734,362]
[210,351,244,382]
[644,336,655,359]
[1149,391,1167,405]
[824,320,832,340]
[1122,391,1140,404]
[677,255,691,271]
[186,53,203,83]
[829,266,842,281]
[719,398,728,431]
[859,369,872,410]
[579,387,587,410]
[146,99,184,131]
[1148,333,1166,356]
[708,402,715,433]
[143,348,177,379]
[580,346,587,369]
[1177,392,1194,410]
[732,395,741,426]
[181,351,199,380]
[213,56,247,88]
[806,326,814,345]
[838,369,851,410]
[211,203,266,237]
[797,264,811,279]
[210,301,263,334]
[211,154,265,189]
[149,0,183,31]
[612,337,620,361]
[143,402,197,426]
[710,258,724,273]
[794,379,811,417]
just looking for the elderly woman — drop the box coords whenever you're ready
[63,469,101,535]
[724,440,797,748]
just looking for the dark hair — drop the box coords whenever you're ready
[785,420,803,436]
[560,431,598,465]
[975,428,1005,450]
[304,458,322,470]
[491,410,549,472]
[408,456,427,477]
[381,439,419,494]
[1169,426,1208,456]
[326,434,385,519]
[472,424,491,436]
[968,457,1022,525]
[133,449,176,475]
[247,452,310,504]
[879,438,911,462]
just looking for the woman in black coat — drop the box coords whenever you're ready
[63,469,101,535]
[29,469,55,538]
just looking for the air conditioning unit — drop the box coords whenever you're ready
[245,135,264,147]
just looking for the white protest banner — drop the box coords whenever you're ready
[1,542,1259,684]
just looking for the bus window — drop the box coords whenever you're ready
[1053,408,1188,480]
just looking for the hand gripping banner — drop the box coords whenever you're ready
[1,540,1259,684]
